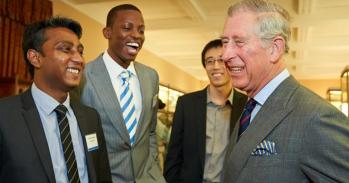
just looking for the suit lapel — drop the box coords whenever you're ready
[230,90,248,136]
[226,90,248,152]
[195,88,208,173]
[133,63,150,143]
[21,89,56,183]
[227,77,299,181]
[71,103,97,183]
[89,57,130,142]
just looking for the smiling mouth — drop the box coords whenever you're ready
[67,67,80,74]
[126,42,140,50]
[212,73,223,77]
[228,66,244,73]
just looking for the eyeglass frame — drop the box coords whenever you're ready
[204,57,225,67]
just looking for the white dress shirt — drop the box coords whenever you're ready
[102,51,142,123]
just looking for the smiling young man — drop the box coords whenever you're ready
[0,17,111,183]
[75,4,165,183]
[164,39,247,183]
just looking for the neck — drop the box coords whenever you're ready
[247,62,286,98]
[107,49,131,69]
[34,78,68,104]
[208,83,232,105]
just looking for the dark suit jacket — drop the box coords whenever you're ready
[223,76,349,183]
[0,88,112,183]
[164,87,247,183]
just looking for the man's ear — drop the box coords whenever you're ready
[27,49,42,69]
[103,27,111,39]
[269,35,285,63]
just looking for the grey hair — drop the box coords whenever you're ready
[227,0,291,53]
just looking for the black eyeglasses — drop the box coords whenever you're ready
[205,57,224,67]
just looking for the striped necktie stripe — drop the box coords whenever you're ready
[119,70,138,145]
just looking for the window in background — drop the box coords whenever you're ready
[327,87,342,112]
[341,66,349,117]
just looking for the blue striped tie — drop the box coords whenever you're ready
[119,70,138,145]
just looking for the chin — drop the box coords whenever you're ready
[232,81,247,90]
[64,80,80,89]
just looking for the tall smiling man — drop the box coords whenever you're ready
[76,4,165,183]
[221,0,349,182]
[0,17,111,183]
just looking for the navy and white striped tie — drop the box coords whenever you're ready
[119,70,138,145]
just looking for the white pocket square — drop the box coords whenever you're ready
[251,140,277,156]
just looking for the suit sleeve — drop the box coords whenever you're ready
[149,71,159,157]
[300,106,349,182]
[94,110,112,182]
[164,96,184,183]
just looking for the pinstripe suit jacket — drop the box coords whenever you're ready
[74,55,165,183]
[223,76,349,183]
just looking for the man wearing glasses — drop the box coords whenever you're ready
[164,39,247,183]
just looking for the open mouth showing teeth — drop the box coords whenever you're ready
[67,68,80,74]
[212,73,223,77]
[229,67,243,72]
[126,42,140,49]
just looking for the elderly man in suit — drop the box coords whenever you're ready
[164,39,247,183]
[75,4,165,183]
[221,0,349,182]
[0,17,111,183]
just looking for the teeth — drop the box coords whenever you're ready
[126,42,139,48]
[213,73,223,77]
[230,67,243,72]
[67,68,79,74]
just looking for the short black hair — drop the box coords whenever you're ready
[106,4,142,27]
[22,16,82,77]
[201,39,222,67]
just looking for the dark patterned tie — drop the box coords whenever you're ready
[55,105,81,183]
[238,98,257,138]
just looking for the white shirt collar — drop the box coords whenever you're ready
[31,82,71,115]
[103,50,137,78]
[254,69,290,106]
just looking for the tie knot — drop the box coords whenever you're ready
[245,98,257,112]
[54,104,68,115]
[120,70,131,83]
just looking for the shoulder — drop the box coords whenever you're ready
[71,101,98,115]
[0,95,21,111]
[287,83,347,123]
[85,54,104,70]
[134,62,158,76]
[0,93,27,123]
[177,88,206,103]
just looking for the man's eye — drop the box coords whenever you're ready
[221,39,229,44]
[123,27,131,31]
[235,40,245,47]
[59,46,71,53]
[206,60,214,65]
